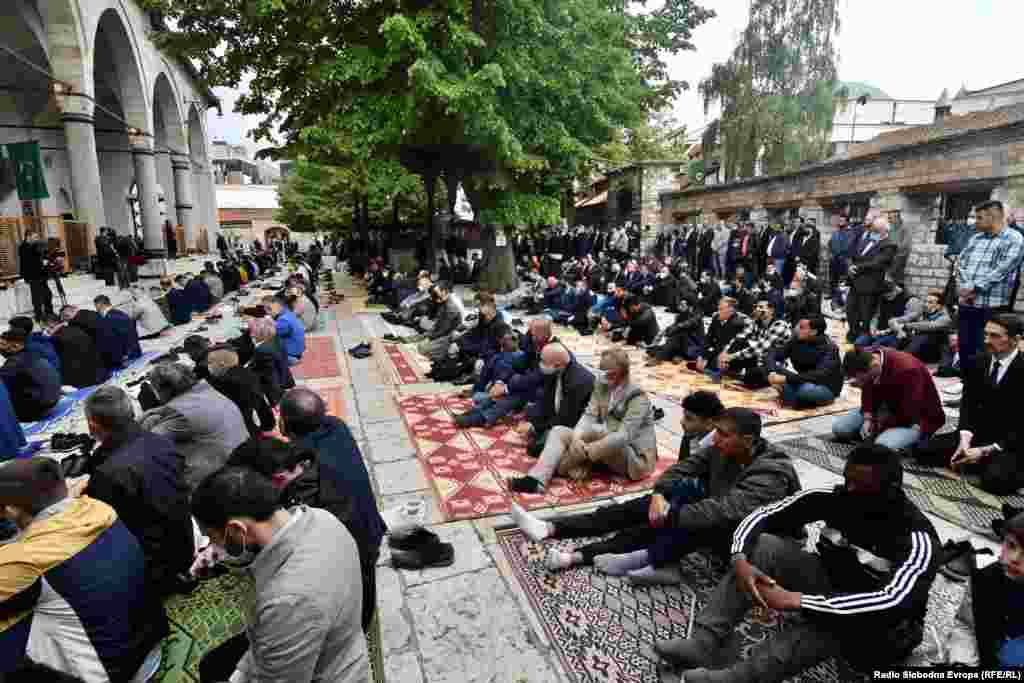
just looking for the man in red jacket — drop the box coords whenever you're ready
[832,347,945,450]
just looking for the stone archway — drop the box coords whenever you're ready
[188,103,216,248]
[153,71,192,248]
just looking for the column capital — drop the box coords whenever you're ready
[131,145,156,157]
[56,93,94,119]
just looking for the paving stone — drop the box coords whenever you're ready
[365,434,417,463]
[373,460,428,496]
[364,420,413,443]
[400,521,493,587]
[375,567,412,653]
[406,568,558,683]
[358,393,402,423]
[383,651,424,683]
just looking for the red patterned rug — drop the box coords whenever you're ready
[292,336,341,380]
[494,528,961,683]
[397,393,681,522]
[381,343,431,384]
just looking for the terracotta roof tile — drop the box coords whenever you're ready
[849,104,1024,158]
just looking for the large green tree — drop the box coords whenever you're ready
[147,0,712,287]
[698,0,843,182]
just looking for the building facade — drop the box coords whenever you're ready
[0,0,220,273]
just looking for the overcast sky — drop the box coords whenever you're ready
[208,0,1023,152]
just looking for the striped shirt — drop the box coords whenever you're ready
[730,317,792,362]
[955,226,1024,308]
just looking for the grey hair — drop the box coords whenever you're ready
[249,317,277,340]
[600,347,631,378]
[206,348,239,377]
[83,385,135,431]
[147,362,198,403]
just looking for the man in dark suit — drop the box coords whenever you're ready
[60,304,100,341]
[914,313,1024,494]
[520,343,595,456]
[19,231,53,322]
[0,329,61,422]
[846,214,898,342]
[42,314,109,388]
[93,295,142,369]
[206,347,276,436]
[244,316,295,406]
[763,224,790,277]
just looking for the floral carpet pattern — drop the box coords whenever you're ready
[495,527,964,683]
[780,435,1024,539]
[397,393,681,522]
[380,343,432,384]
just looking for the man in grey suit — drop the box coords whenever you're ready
[509,347,657,493]
[846,213,898,342]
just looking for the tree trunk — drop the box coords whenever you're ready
[445,171,459,215]
[424,174,437,273]
[479,223,518,293]
[392,195,400,227]
[360,193,370,243]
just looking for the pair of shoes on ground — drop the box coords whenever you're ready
[938,538,994,582]
[992,503,1024,539]
[452,411,485,429]
[51,433,94,453]
[389,527,454,569]
[348,342,372,358]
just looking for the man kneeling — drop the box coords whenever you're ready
[654,443,939,682]
[509,348,656,493]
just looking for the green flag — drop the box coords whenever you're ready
[2,142,49,200]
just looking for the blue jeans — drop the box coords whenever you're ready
[831,408,923,450]
[648,478,708,567]
[471,393,525,426]
[781,382,835,408]
[854,333,898,348]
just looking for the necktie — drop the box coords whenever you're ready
[554,374,562,413]
[861,240,874,256]
[991,360,1002,385]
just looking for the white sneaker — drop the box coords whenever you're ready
[942,383,963,397]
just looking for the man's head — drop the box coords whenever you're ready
[626,297,642,314]
[539,342,571,375]
[975,199,1005,234]
[546,276,558,289]
[9,316,33,335]
[718,297,737,321]
[499,330,520,353]
[870,212,890,235]
[925,290,944,314]
[0,457,67,529]
[84,385,135,441]
[528,317,553,346]
[207,348,240,377]
[147,363,198,404]
[734,266,745,281]
[752,299,775,322]
[59,305,78,322]
[765,262,777,277]
[606,283,616,295]
[40,313,61,334]
[432,282,450,303]
[279,386,327,438]
[249,316,277,344]
[843,443,902,502]
[182,335,211,364]
[190,466,281,561]
[1000,511,1024,581]
[680,390,724,435]
[948,333,959,354]
[882,280,903,301]
[417,276,432,292]
[596,348,630,390]
[700,271,711,283]
[712,408,762,463]
[983,313,1023,356]
[797,316,827,341]
[843,349,882,387]
[0,329,27,357]
[269,294,288,317]
[228,437,315,490]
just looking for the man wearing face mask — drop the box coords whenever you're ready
[567,279,595,333]
[508,348,657,493]
[517,343,594,456]
[832,347,944,451]
[623,297,659,346]
[646,293,704,366]
[654,443,940,682]
[417,282,464,363]
[192,467,369,683]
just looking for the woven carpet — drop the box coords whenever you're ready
[779,435,1024,539]
[155,573,385,683]
[380,343,432,384]
[292,336,341,380]
[495,527,964,683]
[398,393,682,522]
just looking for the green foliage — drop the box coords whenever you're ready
[145,0,713,221]
[698,0,842,181]
[475,193,561,227]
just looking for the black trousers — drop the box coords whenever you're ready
[13,397,58,423]
[652,335,699,362]
[552,494,656,563]
[847,291,879,339]
[915,431,1024,495]
[27,278,53,320]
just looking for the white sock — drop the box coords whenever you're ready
[512,503,551,542]
[544,549,576,571]
[594,550,649,576]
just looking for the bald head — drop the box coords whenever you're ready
[529,317,552,343]
[540,343,570,370]
[280,387,327,437]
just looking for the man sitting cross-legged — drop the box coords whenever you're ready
[692,297,755,375]
[515,342,594,457]
[508,348,657,493]
[764,315,843,409]
[538,408,800,586]
[722,299,791,388]
[511,391,726,569]
[654,443,939,683]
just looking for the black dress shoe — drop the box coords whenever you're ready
[390,543,455,569]
[508,476,543,493]
[389,526,441,551]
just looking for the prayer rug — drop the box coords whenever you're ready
[292,336,341,380]
[779,435,1024,539]
[348,296,390,314]
[380,343,432,384]
[155,572,252,683]
[398,393,682,522]
[494,527,964,683]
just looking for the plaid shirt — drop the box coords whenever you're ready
[956,227,1024,308]
[731,317,792,361]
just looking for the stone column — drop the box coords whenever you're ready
[749,206,769,224]
[132,140,166,277]
[171,153,195,250]
[60,95,106,229]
